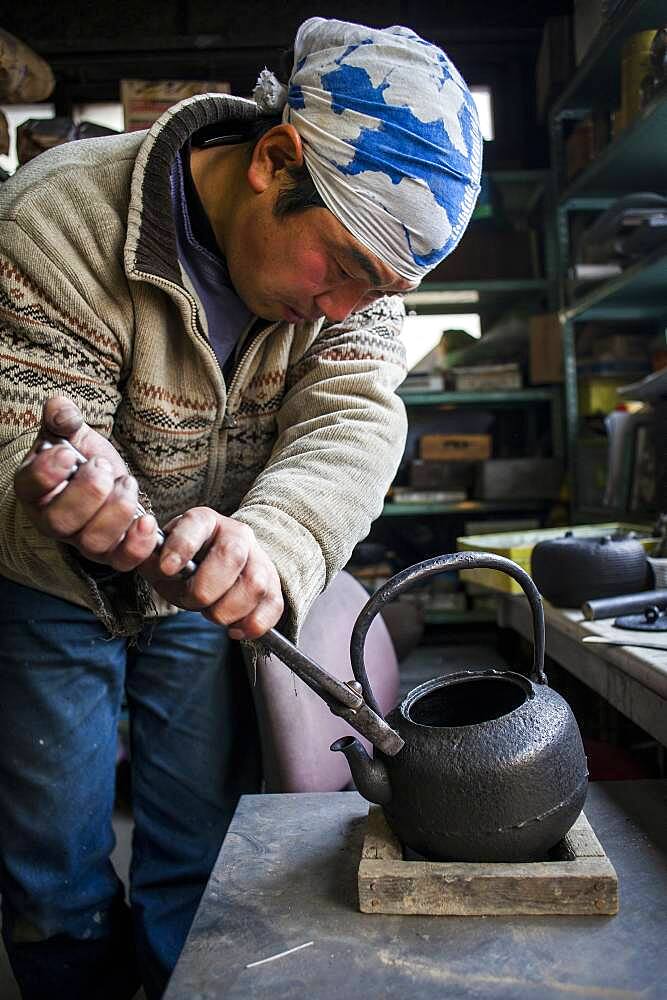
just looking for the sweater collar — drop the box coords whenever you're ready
[125,93,260,286]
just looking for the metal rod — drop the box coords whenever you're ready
[259,628,405,757]
[260,628,362,710]
[582,590,667,621]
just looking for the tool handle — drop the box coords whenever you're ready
[36,439,199,577]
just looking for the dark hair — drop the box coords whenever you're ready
[248,111,325,218]
[273,160,326,217]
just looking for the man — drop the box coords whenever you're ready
[0,16,481,999]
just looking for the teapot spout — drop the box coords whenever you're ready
[331,736,391,806]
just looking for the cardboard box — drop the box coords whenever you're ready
[473,459,564,501]
[530,313,564,384]
[121,79,231,132]
[565,118,595,180]
[452,364,522,392]
[409,459,475,490]
[420,434,492,462]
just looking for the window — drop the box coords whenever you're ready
[401,313,481,372]
[0,103,55,174]
[471,86,494,141]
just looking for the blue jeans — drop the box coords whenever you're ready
[0,576,261,999]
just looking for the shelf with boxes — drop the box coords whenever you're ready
[545,1,666,521]
[551,0,666,121]
[346,168,564,632]
[370,386,564,630]
[560,92,667,201]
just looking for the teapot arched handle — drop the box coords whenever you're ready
[350,551,546,716]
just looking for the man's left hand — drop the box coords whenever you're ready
[141,508,284,640]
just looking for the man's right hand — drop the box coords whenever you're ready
[14,395,161,573]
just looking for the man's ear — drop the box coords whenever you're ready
[247,124,304,193]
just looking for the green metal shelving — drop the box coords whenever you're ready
[548,0,665,519]
[551,0,667,114]
[559,95,667,201]
[397,388,557,406]
[562,245,667,323]
[382,500,547,517]
[404,279,550,316]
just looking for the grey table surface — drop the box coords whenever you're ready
[165,780,667,1000]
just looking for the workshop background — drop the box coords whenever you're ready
[1,1,666,997]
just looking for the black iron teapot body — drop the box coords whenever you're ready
[332,552,588,862]
[334,668,586,861]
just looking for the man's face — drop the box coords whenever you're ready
[224,189,417,324]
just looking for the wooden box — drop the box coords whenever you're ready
[358,806,618,916]
[420,433,492,462]
[121,79,231,132]
[530,313,564,384]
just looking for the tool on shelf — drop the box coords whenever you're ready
[582,636,667,652]
[614,605,667,632]
[582,589,667,620]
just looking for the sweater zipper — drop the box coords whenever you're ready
[132,269,278,488]
[223,320,280,423]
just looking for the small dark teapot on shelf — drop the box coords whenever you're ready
[261,552,588,863]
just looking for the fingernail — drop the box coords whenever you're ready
[91,457,112,473]
[55,447,78,470]
[228,628,244,640]
[138,515,155,535]
[52,408,74,428]
[160,552,183,573]
[120,474,136,490]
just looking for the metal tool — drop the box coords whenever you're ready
[582,636,667,652]
[582,589,667,621]
[614,605,667,632]
[36,437,404,756]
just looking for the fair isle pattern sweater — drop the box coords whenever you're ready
[0,93,407,638]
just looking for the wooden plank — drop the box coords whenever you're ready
[558,811,606,859]
[358,858,619,915]
[358,807,619,916]
[361,806,402,860]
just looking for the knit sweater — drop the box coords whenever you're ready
[0,93,408,638]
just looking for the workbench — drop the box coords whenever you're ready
[165,781,667,1000]
[496,595,667,747]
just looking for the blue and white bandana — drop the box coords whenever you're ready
[276,17,482,283]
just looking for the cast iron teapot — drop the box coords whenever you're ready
[261,551,588,863]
